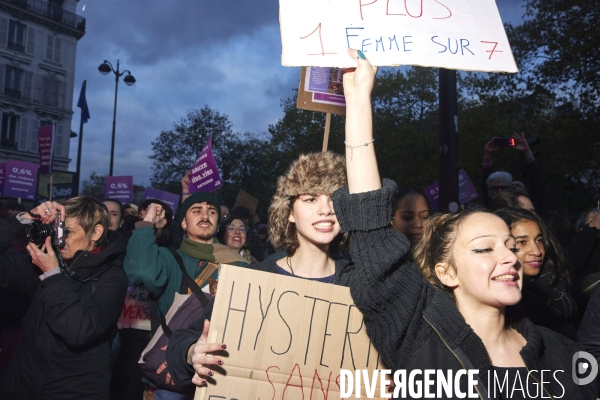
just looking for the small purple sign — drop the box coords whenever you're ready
[0,162,5,196]
[424,169,480,211]
[188,137,223,194]
[307,67,330,92]
[143,187,180,218]
[4,159,38,200]
[104,176,133,203]
[38,125,53,175]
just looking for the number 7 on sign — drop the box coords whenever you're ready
[300,23,336,56]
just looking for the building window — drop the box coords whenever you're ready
[7,20,25,52]
[45,35,62,63]
[4,66,22,98]
[1,113,19,148]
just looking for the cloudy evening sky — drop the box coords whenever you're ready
[68,0,527,188]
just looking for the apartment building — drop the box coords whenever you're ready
[0,0,84,172]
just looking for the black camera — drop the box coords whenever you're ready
[26,211,65,249]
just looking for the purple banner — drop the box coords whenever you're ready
[104,176,133,203]
[143,187,180,218]
[305,67,346,106]
[188,137,223,194]
[0,162,5,196]
[424,169,480,211]
[4,159,38,200]
[38,125,53,175]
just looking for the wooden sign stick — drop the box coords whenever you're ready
[322,112,331,152]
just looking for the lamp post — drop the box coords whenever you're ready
[98,59,136,176]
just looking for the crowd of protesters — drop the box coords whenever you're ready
[0,53,599,399]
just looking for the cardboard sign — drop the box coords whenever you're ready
[297,67,347,115]
[0,162,5,196]
[117,284,151,331]
[188,137,223,194]
[38,125,53,175]
[198,265,386,400]
[104,176,133,203]
[143,187,181,218]
[280,0,517,73]
[233,189,259,218]
[4,159,38,200]
[37,171,77,202]
[424,169,479,211]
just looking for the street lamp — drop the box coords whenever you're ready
[98,59,136,176]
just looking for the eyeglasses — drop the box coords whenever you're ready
[488,185,511,192]
[226,225,247,235]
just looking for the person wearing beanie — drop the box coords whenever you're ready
[123,188,248,400]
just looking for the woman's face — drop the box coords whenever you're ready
[59,217,100,259]
[511,220,545,277]
[103,201,122,231]
[289,194,340,251]
[223,218,247,252]
[444,213,521,311]
[391,194,429,245]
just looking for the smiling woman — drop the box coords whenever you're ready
[495,207,577,335]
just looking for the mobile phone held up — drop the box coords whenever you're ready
[494,137,515,148]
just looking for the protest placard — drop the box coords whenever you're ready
[117,284,151,330]
[198,265,387,400]
[4,159,38,200]
[188,137,223,194]
[297,67,347,116]
[37,171,77,202]
[233,189,258,218]
[424,169,479,211]
[38,125,53,175]
[143,187,181,217]
[104,176,133,203]
[0,162,5,196]
[280,0,517,73]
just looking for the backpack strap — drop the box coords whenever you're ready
[158,248,214,338]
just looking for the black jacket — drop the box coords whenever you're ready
[331,179,597,399]
[0,217,128,399]
[165,257,354,387]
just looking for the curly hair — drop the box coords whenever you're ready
[412,207,490,299]
[268,152,347,256]
[494,207,571,286]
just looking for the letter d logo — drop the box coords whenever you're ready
[572,351,598,386]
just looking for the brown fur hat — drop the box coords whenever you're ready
[268,151,346,254]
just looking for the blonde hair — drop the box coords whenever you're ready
[268,152,347,256]
[63,196,110,246]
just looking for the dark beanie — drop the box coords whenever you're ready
[178,192,221,223]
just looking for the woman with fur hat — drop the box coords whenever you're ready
[165,151,356,388]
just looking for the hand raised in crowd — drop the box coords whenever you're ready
[588,212,600,229]
[511,132,534,158]
[27,236,59,273]
[155,345,176,387]
[188,319,227,386]
[24,201,66,224]
[341,49,377,100]
[143,203,165,226]
[483,137,500,159]
[181,170,192,193]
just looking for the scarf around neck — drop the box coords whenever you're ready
[179,236,247,264]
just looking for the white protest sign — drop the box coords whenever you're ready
[280,0,518,73]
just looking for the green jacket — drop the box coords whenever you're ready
[124,224,247,314]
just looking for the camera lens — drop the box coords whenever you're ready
[26,224,49,246]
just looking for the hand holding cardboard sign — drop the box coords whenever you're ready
[188,319,227,387]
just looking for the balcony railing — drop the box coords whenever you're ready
[1,0,85,33]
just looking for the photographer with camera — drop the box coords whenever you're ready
[482,132,547,216]
[0,197,128,399]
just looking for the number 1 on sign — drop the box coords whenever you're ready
[300,23,336,56]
